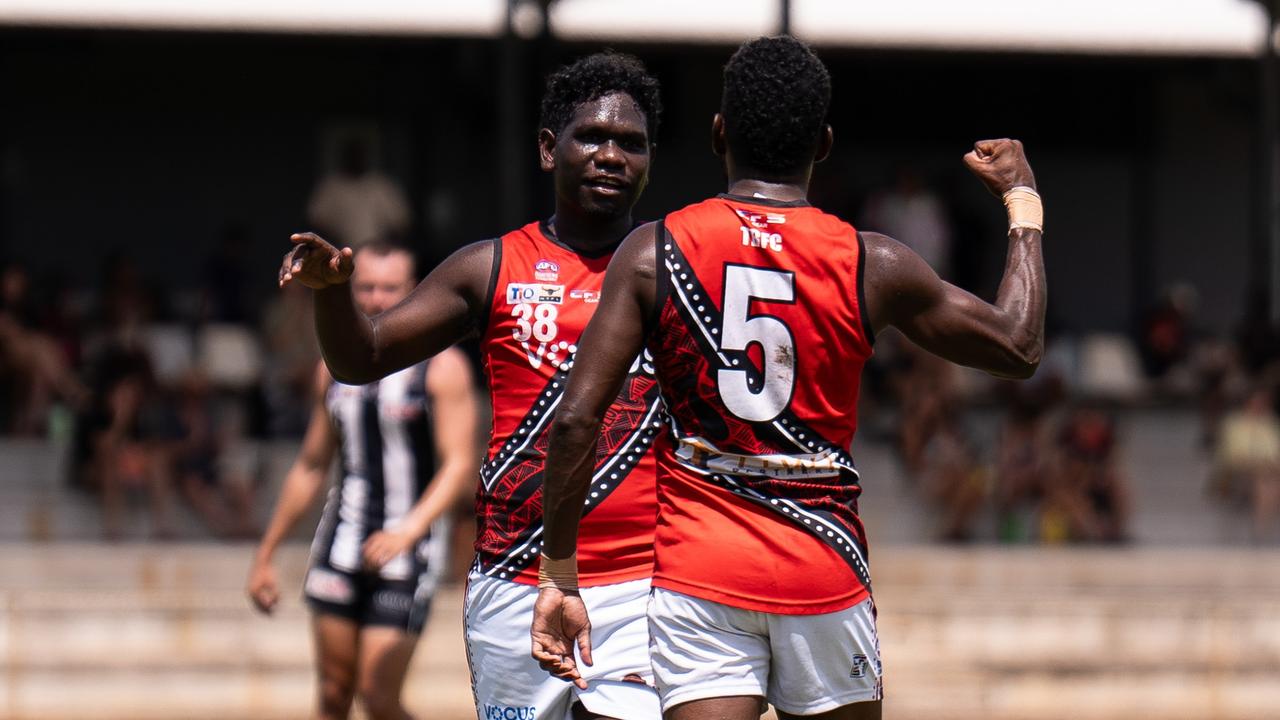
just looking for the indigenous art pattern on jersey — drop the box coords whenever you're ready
[476,221,662,586]
[648,195,875,614]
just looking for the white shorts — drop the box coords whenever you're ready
[647,588,882,716]
[465,571,661,720]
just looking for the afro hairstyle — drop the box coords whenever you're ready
[721,36,831,177]
[539,51,662,142]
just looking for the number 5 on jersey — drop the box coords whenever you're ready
[717,265,796,422]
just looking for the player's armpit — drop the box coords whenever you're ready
[863,231,1044,379]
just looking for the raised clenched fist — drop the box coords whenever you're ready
[963,139,1036,197]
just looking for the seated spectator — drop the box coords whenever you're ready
[0,260,87,434]
[993,381,1061,543]
[922,407,988,542]
[1212,385,1280,542]
[168,372,259,538]
[1138,283,1197,381]
[1039,406,1131,544]
[71,347,174,540]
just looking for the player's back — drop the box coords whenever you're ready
[648,193,874,614]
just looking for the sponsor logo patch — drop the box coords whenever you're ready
[373,589,413,615]
[534,259,559,282]
[506,283,564,305]
[849,653,870,678]
[482,705,537,720]
[304,568,353,604]
[570,289,601,303]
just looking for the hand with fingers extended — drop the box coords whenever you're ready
[246,560,280,615]
[531,588,593,690]
[278,232,355,289]
[963,138,1036,196]
[361,530,412,571]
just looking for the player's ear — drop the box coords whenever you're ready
[538,128,557,172]
[814,124,833,164]
[711,113,727,158]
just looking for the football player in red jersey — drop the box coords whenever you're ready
[279,54,666,720]
[534,36,1046,720]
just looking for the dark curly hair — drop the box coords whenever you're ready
[539,52,662,141]
[722,36,831,177]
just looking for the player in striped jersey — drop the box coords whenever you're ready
[534,37,1046,720]
[248,243,480,720]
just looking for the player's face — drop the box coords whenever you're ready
[546,92,651,218]
[351,252,415,316]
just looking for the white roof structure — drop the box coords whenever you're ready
[0,0,1271,57]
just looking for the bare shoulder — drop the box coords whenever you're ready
[614,221,659,276]
[861,231,943,330]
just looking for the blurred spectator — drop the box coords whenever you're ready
[0,260,87,434]
[1040,406,1131,544]
[168,372,258,539]
[891,338,958,478]
[922,407,988,542]
[1211,385,1280,542]
[1138,283,1197,381]
[201,223,254,323]
[993,376,1064,543]
[306,135,411,249]
[71,344,174,540]
[260,281,321,437]
[1235,287,1280,376]
[862,168,953,278]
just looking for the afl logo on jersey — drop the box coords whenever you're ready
[534,259,560,282]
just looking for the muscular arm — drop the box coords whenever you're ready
[865,139,1046,379]
[865,227,1045,379]
[284,235,495,384]
[541,222,658,560]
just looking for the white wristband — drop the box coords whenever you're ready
[1003,186,1043,233]
[538,553,579,592]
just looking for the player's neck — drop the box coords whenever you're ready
[725,173,810,205]
[546,209,632,256]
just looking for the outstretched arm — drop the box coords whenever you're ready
[279,234,494,384]
[531,221,659,688]
[866,139,1046,379]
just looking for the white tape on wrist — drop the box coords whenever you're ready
[538,553,579,592]
[1003,186,1043,233]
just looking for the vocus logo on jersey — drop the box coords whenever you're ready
[506,283,564,305]
[482,705,536,720]
[534,259,559,282]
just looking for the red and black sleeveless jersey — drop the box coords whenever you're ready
[475,221,664,587]
[646,194,875,614]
